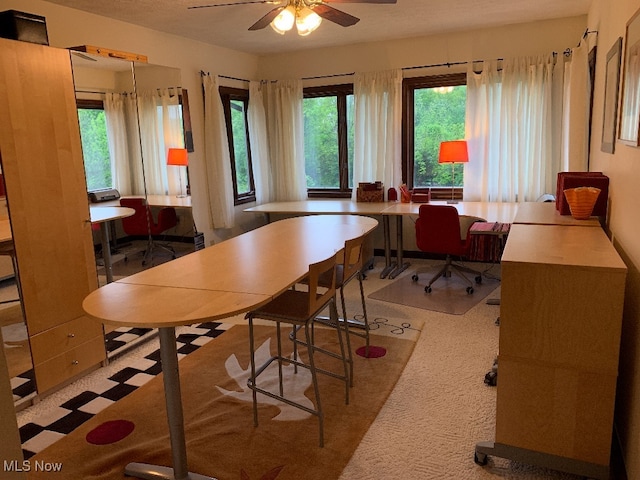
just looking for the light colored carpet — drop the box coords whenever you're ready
[340,258,579,480]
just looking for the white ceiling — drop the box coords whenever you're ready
[45,0,592,55]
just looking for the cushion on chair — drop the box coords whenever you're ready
[415,204,467,257]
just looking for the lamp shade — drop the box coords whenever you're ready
[438,140,469,164]
[167,148,188,166]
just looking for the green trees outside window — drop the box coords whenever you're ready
[78,105,112,192]
[413,85,467,188]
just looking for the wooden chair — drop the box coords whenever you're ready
[312,235,370,381]
[245,254,349,447]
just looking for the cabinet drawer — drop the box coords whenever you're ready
[495,356,616,466]
[30,316,103,365]
[34,336,105,394]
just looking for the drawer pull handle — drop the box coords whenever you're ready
[68,333,75,338]
[72,360,79,365]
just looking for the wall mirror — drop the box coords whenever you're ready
[70,50,189,361]
[619,7,640,145]
[0,168,33,409]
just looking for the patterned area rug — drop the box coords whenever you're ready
[18,322,226,459]
[26,321,420,480]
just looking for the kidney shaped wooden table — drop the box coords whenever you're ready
[82,214,378,480]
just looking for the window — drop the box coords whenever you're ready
[220,87,255,205]
[303,85,354,197]
[77,99,113,192]
[402,74,467,196]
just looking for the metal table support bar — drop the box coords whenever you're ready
[124,327,217,480]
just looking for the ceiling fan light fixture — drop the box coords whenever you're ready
[270,4,296,34]
[296,7,322,36]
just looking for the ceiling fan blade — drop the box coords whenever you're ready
[188,1,280,9]
[323,0,396,4]
[313,4,360,27]
[248,6,285,30]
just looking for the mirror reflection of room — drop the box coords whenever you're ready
[0,165,35,409]
[71,49,196,360]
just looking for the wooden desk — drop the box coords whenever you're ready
[381,201,518,277]
[98,194,192,209]
[513,202,600,226]
[245,200,518,280]
[83,214,378,480]
[89,206,135,284]
[475,224,627,479]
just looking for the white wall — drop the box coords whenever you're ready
[587,1,640,478]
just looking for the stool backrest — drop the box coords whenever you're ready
[306,254,337,316]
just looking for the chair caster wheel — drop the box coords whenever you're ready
[424,286,432,293]
[411,274,419,282]
[474,451,488,466]
[475,275,482,284]
[466,287,474,294]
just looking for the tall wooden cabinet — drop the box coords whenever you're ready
[475,224,627,479]
[0,38,104,394]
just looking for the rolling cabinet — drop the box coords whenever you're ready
[0,38,104,396]
[475,224,627,480]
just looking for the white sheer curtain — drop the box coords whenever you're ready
[136,88,184,195]
[561,40,591,171]
[352,69,402,199]
[248,81,273,204]
[103,92,144,195]
[465,55,558,202]
[202,74,235,229]
[264,79,306,201]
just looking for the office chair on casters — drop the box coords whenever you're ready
[411,204,482,295]
[119,198,178,266]
[245,254,350,447]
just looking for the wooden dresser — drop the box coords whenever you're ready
[476,223,627,479]
[0,38,104,395]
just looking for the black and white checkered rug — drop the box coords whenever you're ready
[18,321,227,459]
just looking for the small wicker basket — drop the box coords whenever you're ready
[563,187,601,220]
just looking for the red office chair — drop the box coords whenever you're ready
[120,198,178,265]
[411,204,483,294]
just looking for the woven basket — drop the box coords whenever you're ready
[563,187,601,220]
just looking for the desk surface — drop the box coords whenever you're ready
[512,202,600,227]
[245,199,519,223]
[503,224,626,270]
[244,199,388,215]
[83,214,378,328]
[382,201,518,223]
[97,194,192,209]
[89,206,135,224]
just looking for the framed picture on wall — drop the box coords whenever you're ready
[602,37,622,153]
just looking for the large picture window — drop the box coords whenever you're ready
[403,73,467,196]
[220,87,255,205]
[303,84,354,197]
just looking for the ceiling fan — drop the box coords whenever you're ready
[188,0,397,35]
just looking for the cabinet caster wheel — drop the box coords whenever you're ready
[411,274,419,282]
[466,286,474,294]
[475,275,482,284]
[474,451,488,466]
[424,286,432,293]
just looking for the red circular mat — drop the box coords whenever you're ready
[86,419,135,445]
[356,345,386,358]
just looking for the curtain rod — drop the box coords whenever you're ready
[202,31,599,85]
